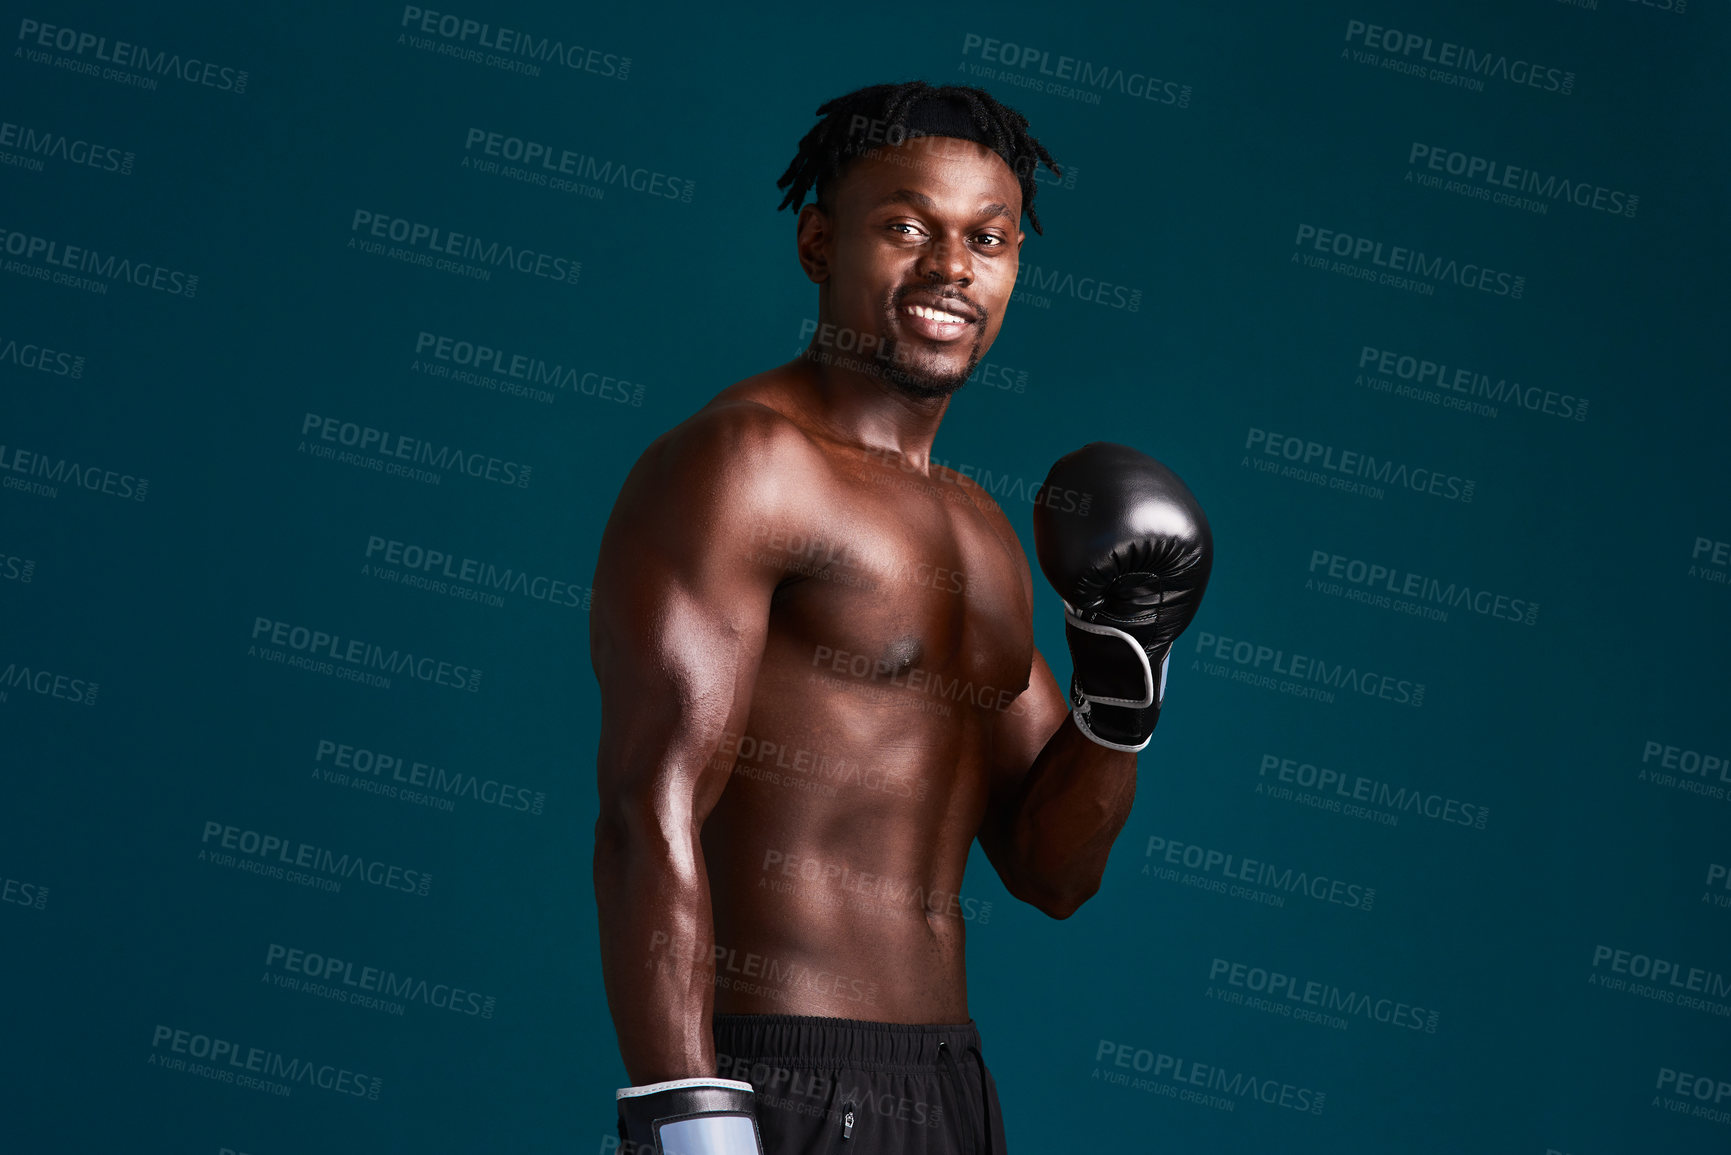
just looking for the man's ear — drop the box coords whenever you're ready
[796,203,832,284]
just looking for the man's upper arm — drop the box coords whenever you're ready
[589,403,801,828]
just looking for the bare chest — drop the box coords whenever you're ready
[755,476,1034,710]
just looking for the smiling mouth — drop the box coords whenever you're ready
[896,296,982,346]
[901,301,975,324]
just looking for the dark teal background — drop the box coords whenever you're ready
[3,1,1728,1152]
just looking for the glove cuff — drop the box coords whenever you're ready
[617,1077,764,1154]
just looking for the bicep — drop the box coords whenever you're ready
[592,575,769,826]
[590,433,787,826]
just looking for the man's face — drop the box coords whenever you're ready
[799,135,1025,400]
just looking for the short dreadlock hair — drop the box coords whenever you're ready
[776,81,1061,235]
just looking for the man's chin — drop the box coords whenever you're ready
[878,340,978,399]
[882,361,971,400]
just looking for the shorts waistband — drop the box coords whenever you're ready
[713,1013,983,1073]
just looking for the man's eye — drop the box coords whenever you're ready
[888,223,922,236]
[973,234,1003,247]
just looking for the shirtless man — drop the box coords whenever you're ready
[590,82,1212,1155]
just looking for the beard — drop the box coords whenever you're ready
[870,286,988,400]
[876,335,983,399]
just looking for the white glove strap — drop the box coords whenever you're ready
[617,1077,755,1099]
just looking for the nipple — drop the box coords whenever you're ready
[883,634,924,671]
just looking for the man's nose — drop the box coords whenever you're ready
[917,234,972,286]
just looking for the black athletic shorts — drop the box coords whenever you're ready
[712,1013,1007,1155]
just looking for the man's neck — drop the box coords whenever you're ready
[790,348,954,471]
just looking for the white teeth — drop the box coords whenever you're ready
[908,304,967,323]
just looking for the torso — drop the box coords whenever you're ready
[698,371,1034,1022]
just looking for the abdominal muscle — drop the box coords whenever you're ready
[699,700,984,1023]
[705,864,970,1022]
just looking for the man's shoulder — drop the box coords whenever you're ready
[937,463,1032,589]
[941,463,1016,533]
[619,393,825,524]
[652,395,822,480]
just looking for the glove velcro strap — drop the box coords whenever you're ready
[1062,601,1159,709]
[1071,703,1154,753]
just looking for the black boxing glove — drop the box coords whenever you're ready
[616,1077,765,1154]
[1032,442,1213,752]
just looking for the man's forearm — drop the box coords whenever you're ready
[1004,717,1138,916]
[594,813,718,1083]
